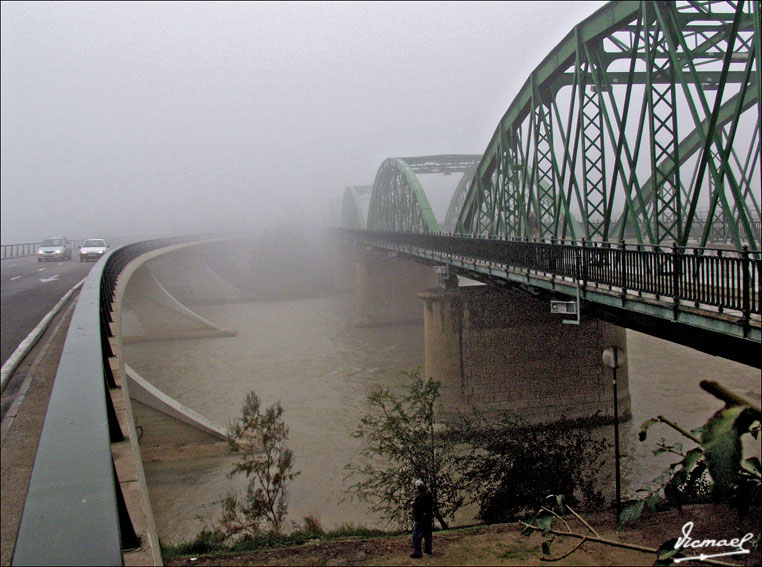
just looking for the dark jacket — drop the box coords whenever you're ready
[412,488,434,524]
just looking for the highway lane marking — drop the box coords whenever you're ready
[37,268,45,272]
[10,276,20,281]
[1,293,79,442]
[40,275,60,283]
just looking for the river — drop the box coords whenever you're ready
[122,290,760,545]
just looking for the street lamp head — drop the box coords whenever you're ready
[602,346,625,369]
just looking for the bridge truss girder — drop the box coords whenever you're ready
[457,0,761,253]
[367,154,481,232]
[340,185,373,229]
[442,162,479,232]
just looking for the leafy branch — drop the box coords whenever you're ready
[623,380,761,529]
[520,380,760,565]
[519,496,740,566]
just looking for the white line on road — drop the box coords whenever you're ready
[1,278,86,393]
[10,276,20,281]
[39,275,60,283]
[1,296,78,445]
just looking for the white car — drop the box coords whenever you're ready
[79,239,109,262]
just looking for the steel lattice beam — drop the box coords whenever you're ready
[340,185,373,229]
[457,0,760,253]
[367,155,481,232]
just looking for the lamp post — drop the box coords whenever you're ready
[602,346,625,521]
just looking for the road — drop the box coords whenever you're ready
[0,255,95,366]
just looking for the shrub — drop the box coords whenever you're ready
[163,529,226,556]
[456,412,608,523]
[299,515,325,537]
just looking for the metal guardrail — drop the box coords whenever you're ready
[340,229,761,323]
[12,236,196,566]
[0,236,178,260]
[0,242,40,259]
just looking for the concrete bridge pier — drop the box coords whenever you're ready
[332,240,358,293]
[354,249,439,326]
[419,285,631,425]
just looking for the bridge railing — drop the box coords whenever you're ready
[341,229,761,322]
[0,242,40,259]
[0,235,180,260]
[12,235,199,566]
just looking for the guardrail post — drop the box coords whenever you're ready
[742,245,750,336]
[580,239,588,295]
[672,242,681,320]
[112,459,140,550]
[619,240,626,305]
[106,386,125,442]
[717,249,724,313]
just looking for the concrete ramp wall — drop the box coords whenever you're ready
[113,241,237,453]
[146,248,254,305]
[125,364,227,445]
[121,263,236,342]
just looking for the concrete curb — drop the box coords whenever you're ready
[0,278,86,393]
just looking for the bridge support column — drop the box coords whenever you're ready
[333,240,358,293]
[420,285,630,425]
[354,250,438,326]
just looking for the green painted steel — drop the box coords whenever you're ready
[456,0,760,253]
[367,155,481,232]
[340,185,373,229]
[442,162,479,232]
[339,228,761,367]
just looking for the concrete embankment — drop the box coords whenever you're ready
[1,293,77,566]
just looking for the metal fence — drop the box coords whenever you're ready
[12,235,198,566]
[341,229,761,321]
[0,235,177,260]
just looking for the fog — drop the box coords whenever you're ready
[1,1,605,244]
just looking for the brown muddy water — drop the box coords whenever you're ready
[122,292,760,545]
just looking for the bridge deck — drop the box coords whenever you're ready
[341,229,761,368]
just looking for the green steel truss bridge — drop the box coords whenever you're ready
[341,155,481,232]
[338,0,761,367]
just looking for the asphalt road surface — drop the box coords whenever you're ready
[1,255,96,366]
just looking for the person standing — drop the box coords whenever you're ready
[410,479,434,558]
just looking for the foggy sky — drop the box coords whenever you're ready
[1,1,605,243]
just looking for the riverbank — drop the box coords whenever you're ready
[164,502,760,566]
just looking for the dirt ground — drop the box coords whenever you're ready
[163,503,760,566]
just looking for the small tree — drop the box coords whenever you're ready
[344,368,464,530]
[217,391,299,537]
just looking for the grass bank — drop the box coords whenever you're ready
[162,503,760,566]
